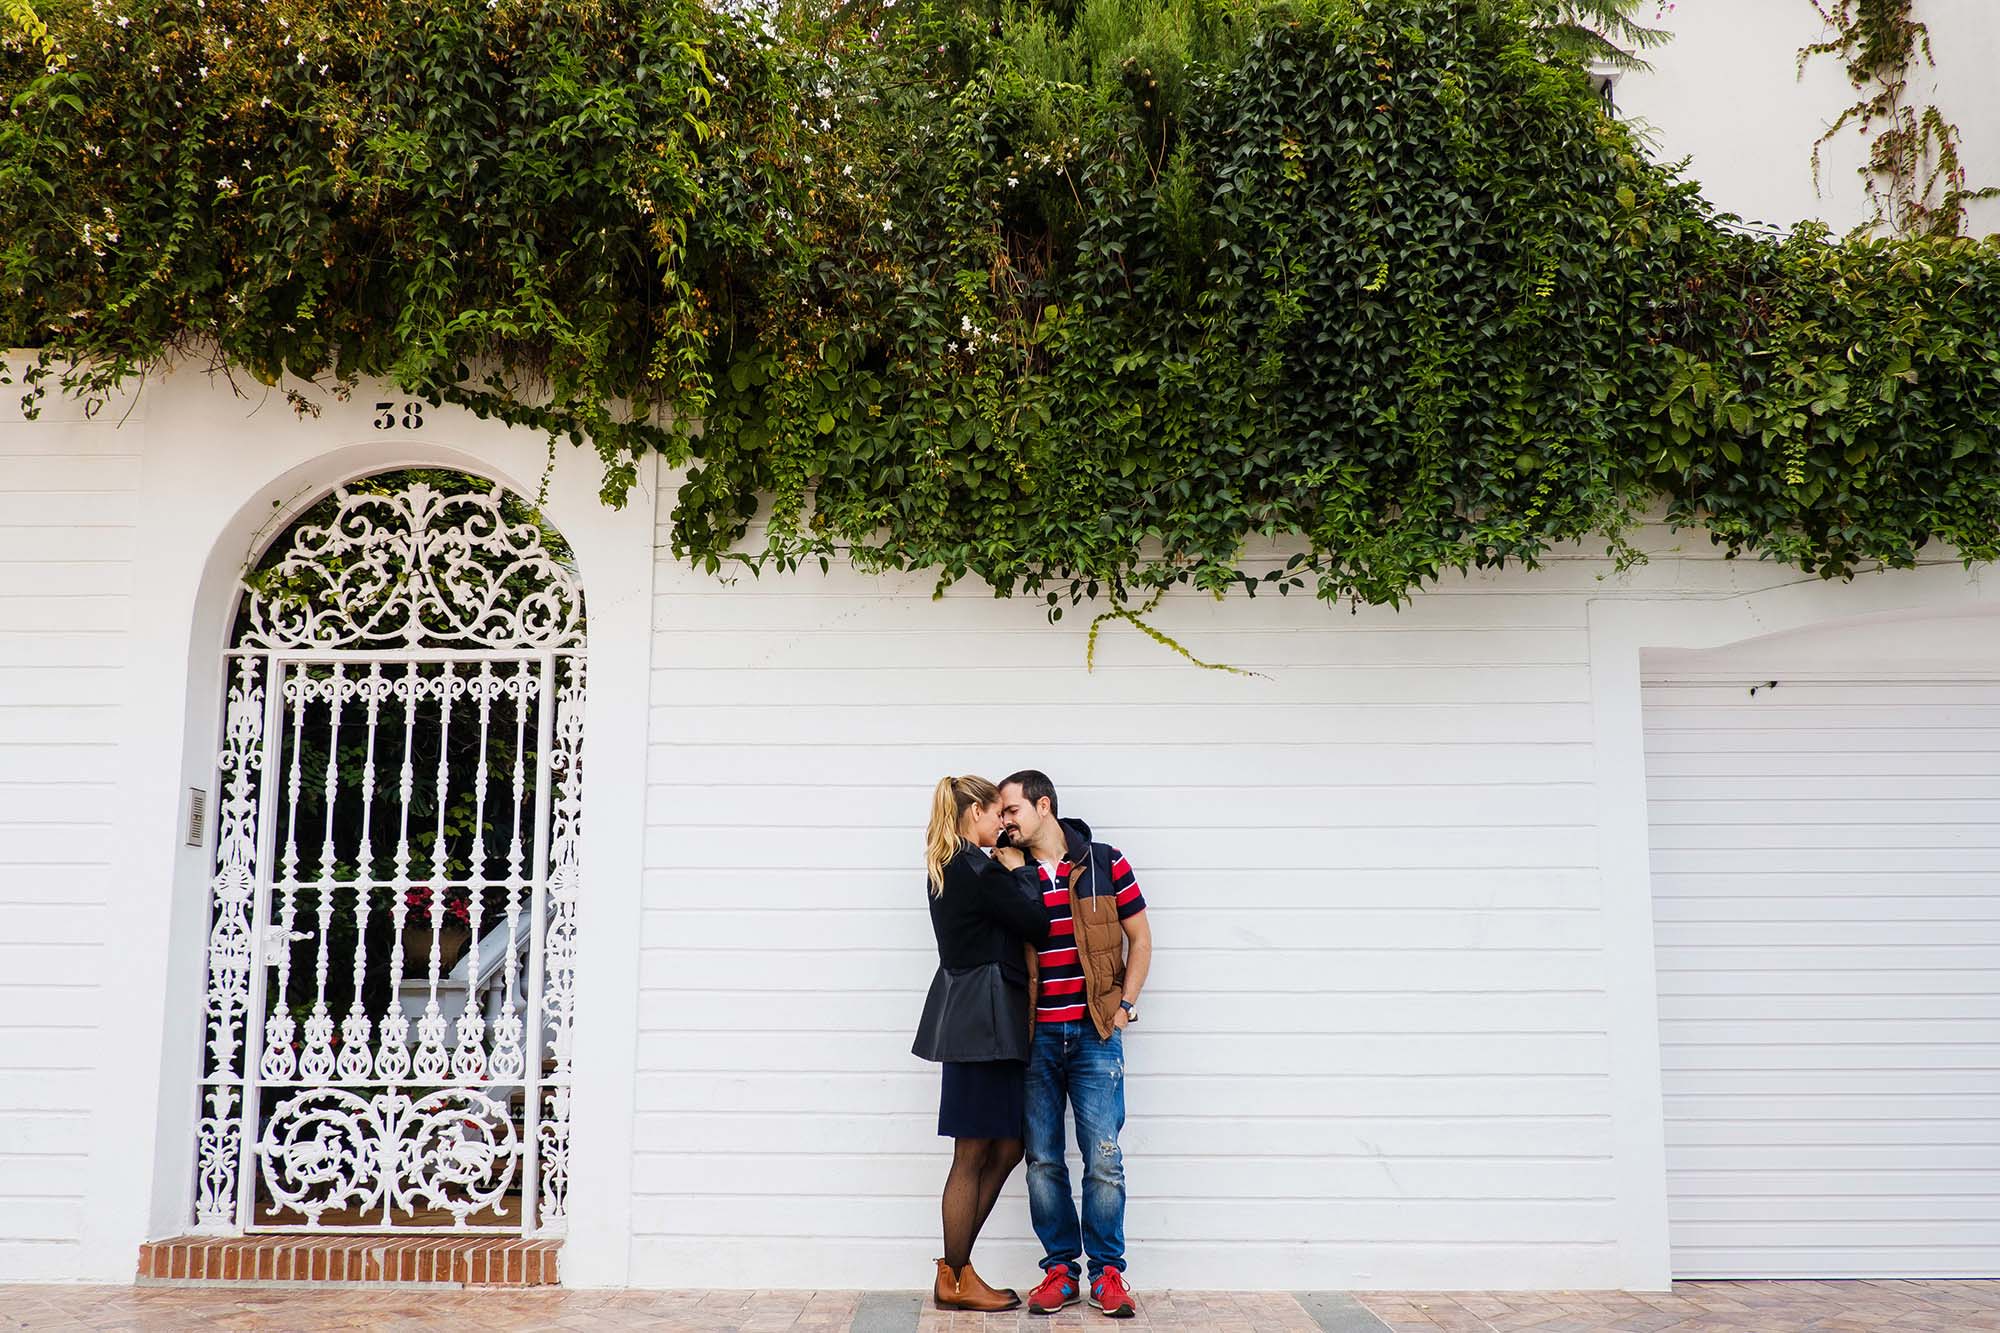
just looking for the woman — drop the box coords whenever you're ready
[912,775,1051,1312]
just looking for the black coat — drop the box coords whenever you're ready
[912,843,1051,1064]
[926,842,1051,971]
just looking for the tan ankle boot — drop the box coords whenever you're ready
[951,1263,1022,1312]
[933,1259,960,1309]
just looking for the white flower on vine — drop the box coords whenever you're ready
[881,219,894,232]
[115,14,129,26]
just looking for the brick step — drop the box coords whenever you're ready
[137,1235,560,1287]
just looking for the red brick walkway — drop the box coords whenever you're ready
[1,1280,1996,1330]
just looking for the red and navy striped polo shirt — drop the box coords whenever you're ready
[1033,848,1146,1023]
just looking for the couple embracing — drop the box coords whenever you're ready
[915,771,1153,1318]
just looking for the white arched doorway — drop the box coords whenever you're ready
[190,469,587,1238]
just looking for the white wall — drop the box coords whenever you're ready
[629,519,1810,1291]
[1640,628,2000,1278]
[629,517,2000,1290]
[0,383,144,1281]
[1618,0,2000,236]
[3,367,1998,1290]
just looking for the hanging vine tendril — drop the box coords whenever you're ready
[1799,0,1996,238]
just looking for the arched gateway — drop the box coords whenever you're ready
[192,472,586,1236]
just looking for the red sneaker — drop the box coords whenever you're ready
[1090,1267,1137,1319]
[1027,1263,1081,1314]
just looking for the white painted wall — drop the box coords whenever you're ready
[635,545,1623,1290]
[1618,0,2000,236]
[0,384,144,1281]
[630,525,2000,1290]
[1644,620,2000,1277]
[2,366,1997,1291]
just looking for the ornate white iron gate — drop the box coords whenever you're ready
[193,476,585,1235]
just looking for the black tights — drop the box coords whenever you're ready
[941,1136,1023,1269]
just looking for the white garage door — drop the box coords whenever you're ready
[1644,678,2000,1278]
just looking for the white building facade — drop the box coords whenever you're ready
[2,0,1996,1295]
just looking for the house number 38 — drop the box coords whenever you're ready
[373,401,425,430]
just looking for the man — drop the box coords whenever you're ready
[997,770,1152,1320]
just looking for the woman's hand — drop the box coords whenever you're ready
[993,845,1026,870]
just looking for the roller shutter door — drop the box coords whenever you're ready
[1644,678,2000,1277]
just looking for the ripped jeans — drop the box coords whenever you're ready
[1024,1021,1126,1279]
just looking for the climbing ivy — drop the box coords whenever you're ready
[1800,0,1996,238]
[0,0,798,502]
[4,0,1999,626]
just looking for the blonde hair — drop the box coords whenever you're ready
[925,775,1000,896]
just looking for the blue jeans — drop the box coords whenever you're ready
[1025,1020,1126,1279]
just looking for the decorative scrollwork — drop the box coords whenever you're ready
[239,481,584,652]
[194,656,266,1228]
[537,1087,571,1235]
[537,655,586,1234]
[257,1089,382,1227]
[194,1088,240,1229]
[256,1087,522,1229]
[402,1090,521,1226]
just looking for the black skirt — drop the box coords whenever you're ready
[938,1058,1026,1139]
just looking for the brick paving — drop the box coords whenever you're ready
[1,1280,1997,1331]
[1350,1280,2000,1332]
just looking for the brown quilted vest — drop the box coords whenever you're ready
[1023,861,1128,1041]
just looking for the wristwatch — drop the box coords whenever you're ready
[1119,999,1138,1024]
